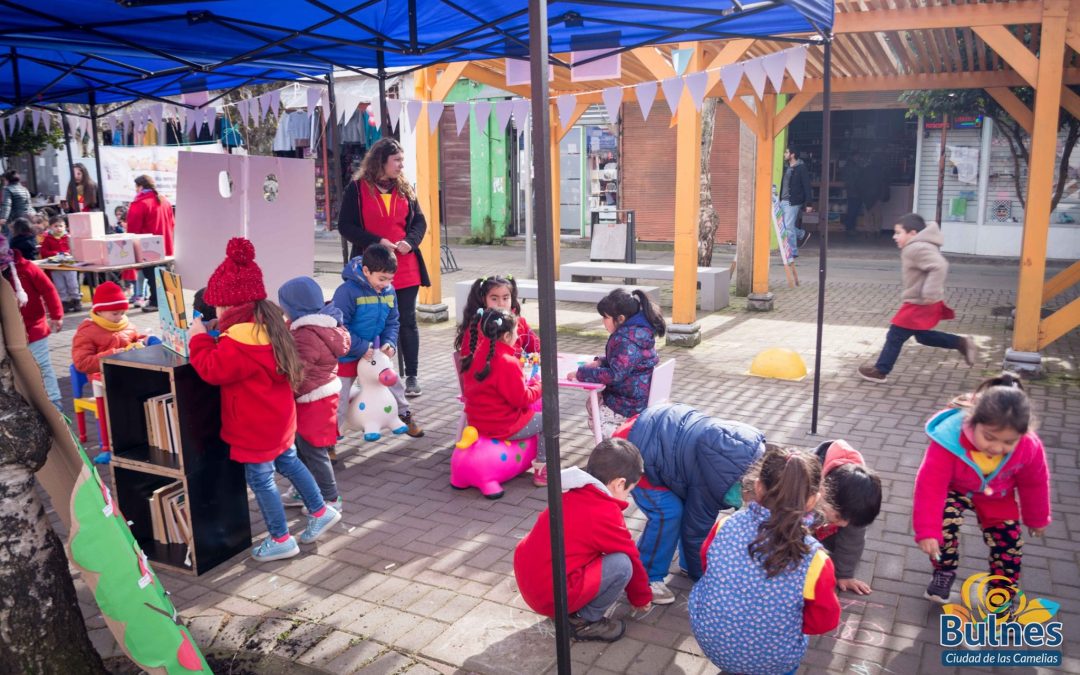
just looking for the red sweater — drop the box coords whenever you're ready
[514,472,652,616]
[39,233,71,258]
[462,338,541,439]
[459,315,540,359]
[126,190,175,255]
[189,317,296,464]
[6,252,63,343]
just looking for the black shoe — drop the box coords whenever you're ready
[925,569,956,604]
[141,304,159,313]
[404,376,422,398]
[569,614,625,642]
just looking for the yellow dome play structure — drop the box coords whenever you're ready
[749,348,807,381]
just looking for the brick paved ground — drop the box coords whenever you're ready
[48,237,1078,673]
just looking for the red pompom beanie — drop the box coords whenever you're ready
[204,237,266,307]
[92,281,129,313]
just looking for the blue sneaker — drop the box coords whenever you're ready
[93,451,112,465]
[251,535,299,562]
[299,505,341,544]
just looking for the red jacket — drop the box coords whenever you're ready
[39,233,71,258]
[6,251,63,343]
[126,190,175,255]
[462,338,541,439]
[189,321,296,464]
[514,468,652,616]
[459,315,540,360]
[291,313,350,448]
[71,315,146,375]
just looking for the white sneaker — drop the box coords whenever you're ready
[650,581,676,605]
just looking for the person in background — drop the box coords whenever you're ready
[65,163,99,214]
[125,175,175,312]
[112,204,128,234]
[40,216,82,312]
[9,218,38,260]
[1,170,34,239]
[779,147,813,257]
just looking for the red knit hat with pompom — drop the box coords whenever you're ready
[92,281,129,312]
[203,237,266,307]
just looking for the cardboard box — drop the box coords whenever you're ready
[103,236,138,266]
[73,237,107,265]
[130,234,166,263]
[67,212,106,239]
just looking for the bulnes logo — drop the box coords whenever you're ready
[938,573,1064,669]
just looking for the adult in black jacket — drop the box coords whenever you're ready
[337,138,430,397]
[779,147,813,257]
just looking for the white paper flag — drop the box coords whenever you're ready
[405,100,422,129]
[43,112,52,132]
[386,99,402,132]
[511,98,530,127]
[787,46,808,90]
[720,63,744,101]
[261,93,274,121]
[427,102,444,134]
[268,90,281,119]
[474,101,491,130]
[31,109,42,132]
[661,77,684,115]
[149,103,163,135]
[635,81,657,121]
[601,86,623,122]
[684,72,708,111]
[453,101,470,136]
[763,52,788,92]
[494,99,513,131]
[743,60,767,99]
[205,106,217,131]
[556,94,577,130]
[306,86,322,114]
[236,99,249,125]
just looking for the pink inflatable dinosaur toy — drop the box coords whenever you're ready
[450,426,538,499]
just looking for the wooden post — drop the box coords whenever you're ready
[550,110,562,279]
[935,114,948,224]
[671,44,703,341]
[414,68,447,319]
[749,95,776,307]
[1012,0,1068,356]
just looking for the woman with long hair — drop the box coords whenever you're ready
[336,137,430,397]
[126,174,175,311]
[65,163,99,213]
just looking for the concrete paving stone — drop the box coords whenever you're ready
[591,637,646,672]
[665,648,712,675]
[622,618,682,649]
[321,598,378,631]
[339,572,395,600]
[241,617,297,655]
[345,605,418,644]
[323,640,385,673]
[430,593,482,623]
[271,621,335,661]
[211,615,265,651]
[185,614,226,651]
[357,651,416,675]
[405,587,456,618]
[392,618,450,653]
[422,600,556,672]
[296,591,356,622]
[625,643,678,674]
[214,594,282,618]
[296,629,360,667]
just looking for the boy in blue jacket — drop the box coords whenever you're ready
[614,403,764,603]
[332,243,423,437]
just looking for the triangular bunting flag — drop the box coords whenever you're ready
[205,106,217,131]
[236,99,249,125]
[511,99,530,128]
[787,46,808,90]
[386,99,402,132]
[672,48,694,76]
[0,119,5,141]
[405,100,422,129]
[185,108,198,134]
[493,99,513,131]
[246,98,258,125]
[43,112,52,132]
[338,90,362,125]
[661,77,684,116]
[684,72,708,111]
[427,102,444,134]
[635,81,657,122]
[601,86,623,123]
[556,94,577,130]
[453,101,470,136]
[268,90,281,119]
[261,93,274,121]
[149,103,163,136]
[763,52,788,92]
[720,63,744,101]
[744,60,767,100]
[31,109,42,132]
[306,86,322,114]
[474,101,491,130]
[5,115,13,136]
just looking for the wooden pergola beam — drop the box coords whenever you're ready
[986,87,1034,134]
[834,0,1043,33]
[629,46,676,81]
[555,100,590,142]
[725,95,764,138]
[975,24,1080,122]
[773,89,816,133]
[430,61,468,102]
[1042,259,1080,302]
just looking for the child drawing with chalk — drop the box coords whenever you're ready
[912,373,1051,604]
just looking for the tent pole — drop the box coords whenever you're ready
[528,0,571,671]
[811,39,832,435]
[88,91,106,215]
[377,46,390,138]
[327,71,348,266]
[60,104,77,211]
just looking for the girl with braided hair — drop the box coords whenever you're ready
[460,308,549,486]
[455,275,540,368]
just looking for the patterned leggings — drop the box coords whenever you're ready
[936,491,1023,585]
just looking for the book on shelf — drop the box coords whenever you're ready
[143,394,180,454]
[148,481,191,548]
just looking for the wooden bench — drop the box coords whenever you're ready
[454,278,660,322]
[559,261,730,311]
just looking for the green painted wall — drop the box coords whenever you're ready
[447,80,511,237]
[771,94,788,250]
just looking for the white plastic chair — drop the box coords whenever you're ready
[647,358,676,407]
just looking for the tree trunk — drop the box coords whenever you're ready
[698,97,720,266]
[0,324,106,673]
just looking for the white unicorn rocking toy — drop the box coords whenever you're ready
[344,340,408,441]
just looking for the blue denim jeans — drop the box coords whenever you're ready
[874,324,962,375]
[244,446,325,539]
[779,200,805,258]
[633,486,686,582]
[27,336,61,408]
[577,552,633,621]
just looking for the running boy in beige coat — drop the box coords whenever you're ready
[859,213,975,383]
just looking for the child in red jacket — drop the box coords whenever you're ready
[460,308,546,485]
[189,238,341,562]
[40,216,82,312]
[1,238,63,409]
[514,438,653,642]
[278,275,350,511]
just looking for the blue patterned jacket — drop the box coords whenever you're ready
[575,311,658,417]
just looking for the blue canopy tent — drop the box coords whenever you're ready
[0,1,833,668]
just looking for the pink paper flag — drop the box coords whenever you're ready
[306,86,322,114]
[743,59,767,99]
[494,99,513,131]
[601,86,623,122]
[661,77,684,115]
[511,98,531,127]
[763,52,788,92]
[635,81,657,121]
[263,93,276,121]
[427,101,444,134]
[684,72,708,111]
[556,94,577,130]
[268,90,281,118]
[474,101,492,130]
[787,46,808,90]
[386,99,402,132]
[205,106,217,131]
[405,100,422,129]
[720,63,744,101]
[570,50,622,82]
[236,99,249,125]
[453,101,470,136]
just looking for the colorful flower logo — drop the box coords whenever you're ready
[943,573,1060,626]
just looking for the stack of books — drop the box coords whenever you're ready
[149,481,192,548]
[143,394,180,454]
